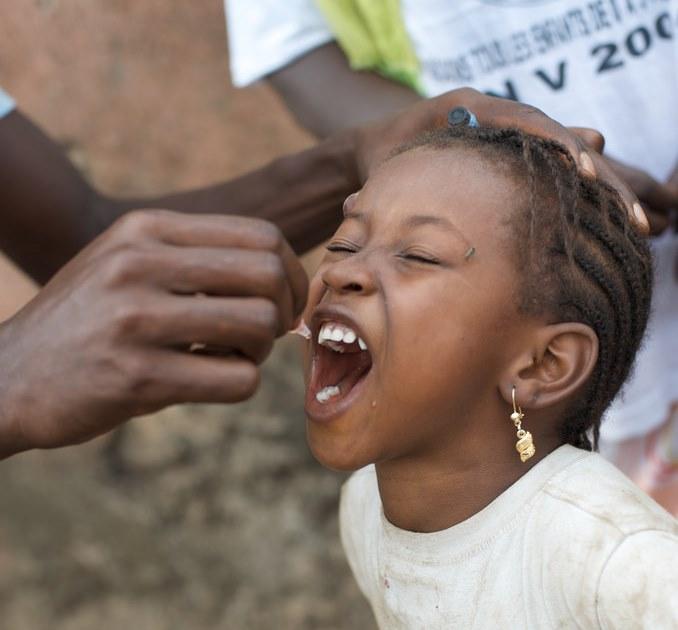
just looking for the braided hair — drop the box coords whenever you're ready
[391,126,653,450]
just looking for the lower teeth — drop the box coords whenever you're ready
[316,385,340,404]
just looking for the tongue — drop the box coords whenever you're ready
[314,346,372,400]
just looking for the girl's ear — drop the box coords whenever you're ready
[499,323,599,410]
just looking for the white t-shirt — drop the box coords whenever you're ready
[0,86,15,118]
[226,0,678,442]
[340,445,678,629]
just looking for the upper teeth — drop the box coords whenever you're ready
[318,322,367,351]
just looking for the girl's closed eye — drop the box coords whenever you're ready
[327,241,444,265]
[398,249,441,265]
[326,240,360,254]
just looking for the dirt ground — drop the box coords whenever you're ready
[0,2,374,628]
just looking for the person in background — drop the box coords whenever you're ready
[225,0,678,512]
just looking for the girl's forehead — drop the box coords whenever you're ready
[355,148,519,229]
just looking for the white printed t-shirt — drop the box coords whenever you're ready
[226,0,678,442]
[0,86,15,118]
[340,445,678,629]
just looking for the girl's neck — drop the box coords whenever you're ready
[374,434,562,533]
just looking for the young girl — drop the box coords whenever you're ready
[301,123,678,628]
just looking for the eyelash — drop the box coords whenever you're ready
[326,243,440,265]
[398,253,440,265]
[326,242,358,254]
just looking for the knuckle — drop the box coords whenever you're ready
[261,252,287,296]
[103,247,147,286]
[103,249,134,286]
[456,87,480,101]
[110,300,150,338]
[114,209,164,240]
[252,298,280,337]
[121,355,155,398]
[243,300,278,363]
[256,221,284,251]
[259,300,280,337]
[519,103,547,119]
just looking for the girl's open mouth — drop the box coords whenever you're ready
[306,320,373,421]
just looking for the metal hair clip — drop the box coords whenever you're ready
[447,107,479,129]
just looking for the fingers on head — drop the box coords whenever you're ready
[632,202,650,234]
[569,127,605,153]
[449,93,648,235]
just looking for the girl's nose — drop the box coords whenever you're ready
[321,256,377,296]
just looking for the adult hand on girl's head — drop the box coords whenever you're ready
[354,88,650,234]
[0,210,307,459]
[571,130,677,236]
[603,156,676,235]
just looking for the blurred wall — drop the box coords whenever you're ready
[1,1,313,319]
[0,2,372,628]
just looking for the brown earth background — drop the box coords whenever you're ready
[0,1,374,628]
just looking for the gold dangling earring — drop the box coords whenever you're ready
[511,386,535,463]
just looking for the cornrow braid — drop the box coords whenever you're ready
[391,126,653,450]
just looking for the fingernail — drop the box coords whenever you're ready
[289,318,311,340]
[343,192,360,214]
[579,152,596,177]
[632,202,649,232]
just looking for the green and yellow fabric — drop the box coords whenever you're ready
[314,0,422,93]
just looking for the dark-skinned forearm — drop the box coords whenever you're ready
[0,110,103,283]
[0,110,360,283]
[107,130,361,255]
[268,42,422,138]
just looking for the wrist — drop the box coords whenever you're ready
[325,127,363,192]
[0,322,31,460]
[345,125,373,185]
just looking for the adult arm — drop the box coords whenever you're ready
[3,84,660,288]
[0,108,361,283]
[268,42,421,139]
[0,210,309,460]
[0,88,651,459]
[0,92,417,460]
[268,44,676,229]
[578,141,678,234]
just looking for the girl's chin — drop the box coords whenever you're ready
[305,426,372,473]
